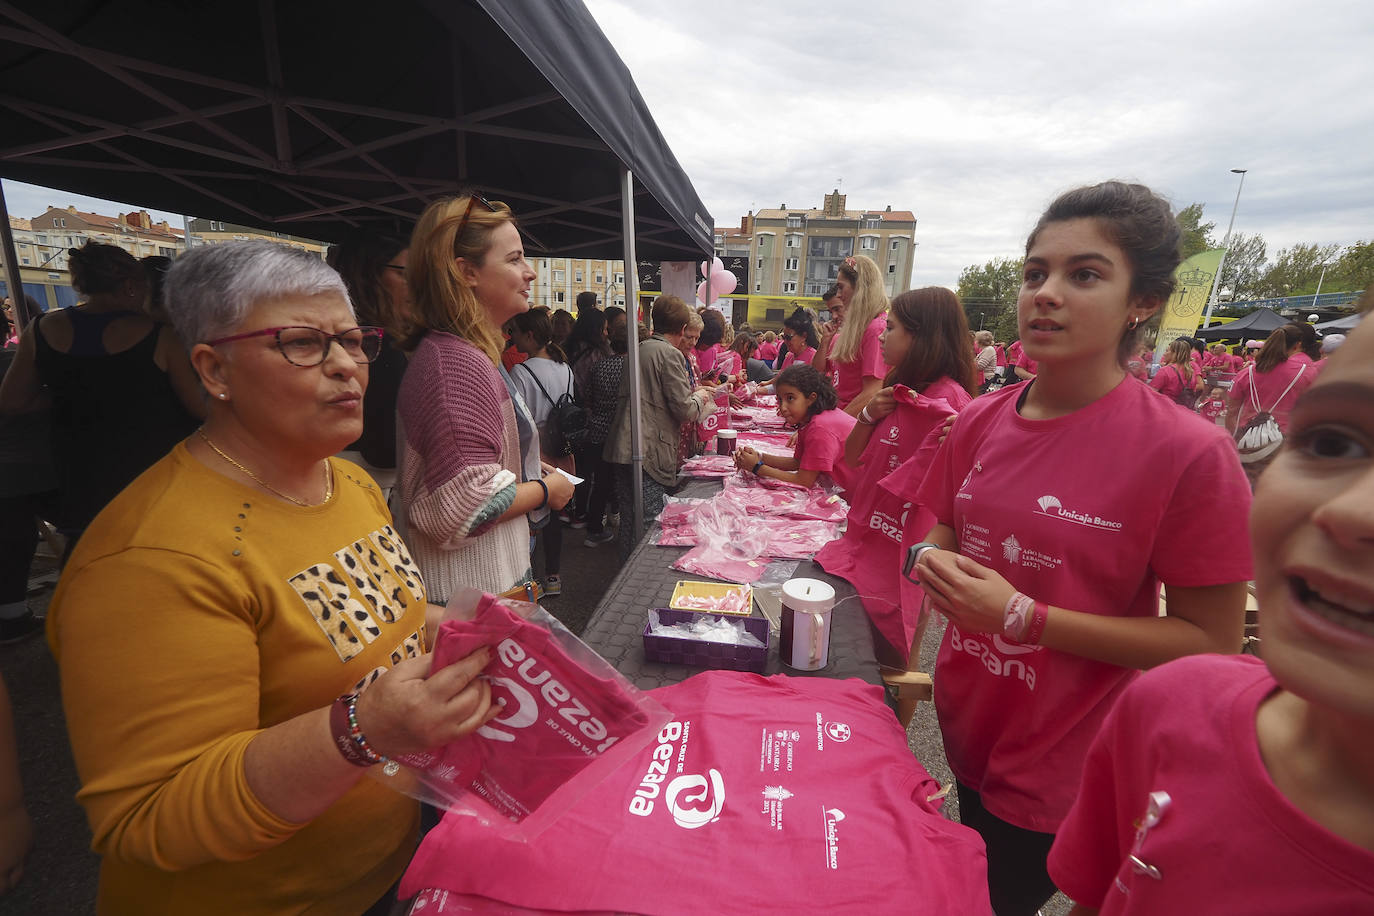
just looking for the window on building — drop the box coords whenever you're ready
[553,270,565,282]
[785,234,801,248]
[782,281,797,293]
[784,257,799,270]
[891,239,900,250]
[757,258,763,269]
[555,291,566,303]
[615,296,625,307]
[765,308,785,322]
[615,273,623,284]
[786,216,801,228]
[595,273,603,284]
[21,257,30,265]
[755,282,762,292]
[888,263,897,273]
[865,218,880,228]
[575,269,583,283]
[860,237,876,250]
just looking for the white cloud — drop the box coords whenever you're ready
[587,0,1374,287]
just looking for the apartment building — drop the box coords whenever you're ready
[529,257,626,311]
[186,218,327,257]
[750,190,916,298]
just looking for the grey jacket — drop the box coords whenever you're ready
[604,334,713,486]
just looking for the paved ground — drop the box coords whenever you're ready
[4,522,1069,915]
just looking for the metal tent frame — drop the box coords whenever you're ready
[0,0,713,532]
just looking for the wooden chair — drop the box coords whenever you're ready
[881,599,934,729]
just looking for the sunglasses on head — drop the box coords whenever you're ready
[454,193,499,243]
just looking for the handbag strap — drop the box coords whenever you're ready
[516,361,570,408]
[1245,367,1262,414]
[1264,363,1306,413]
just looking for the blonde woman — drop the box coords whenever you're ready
[397,195,573,602]
[813,254,888,415]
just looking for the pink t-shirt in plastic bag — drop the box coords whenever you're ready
[916,376,1253,832]
[405,597,658,826]
[401,672,993,915]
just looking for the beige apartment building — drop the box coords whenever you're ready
[186,218,327,257]
[4,207,186,310]
[529,257,626,311]
[749,190,916,298]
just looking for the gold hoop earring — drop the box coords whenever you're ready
[1128,317,1140,330]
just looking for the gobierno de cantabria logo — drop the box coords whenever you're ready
[1034,495,1123,532]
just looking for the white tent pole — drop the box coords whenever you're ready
[0,180,34,328]
[621,167,644,537]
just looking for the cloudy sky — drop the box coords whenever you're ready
[5,0,1371,289]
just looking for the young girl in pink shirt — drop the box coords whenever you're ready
[912,181,1253,916]
[814,255,888,415]
[814,287,979,663]
[733,365,855,492]
[1048,311,1374,914]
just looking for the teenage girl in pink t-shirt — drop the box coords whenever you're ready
[912,181,1253,916]
[733,364,856,492]
[1048,312,1374,914]
[814,255,888,415]
[815,286,979,662]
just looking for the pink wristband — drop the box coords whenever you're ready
[1024,600,1049,645]
[1002,592,1034,642]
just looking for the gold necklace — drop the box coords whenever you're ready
[197,429,333,507]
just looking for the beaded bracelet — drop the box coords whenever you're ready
[330,692,387,767]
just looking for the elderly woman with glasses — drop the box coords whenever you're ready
[46,241,496,916]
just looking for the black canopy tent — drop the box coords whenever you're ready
[1194,307,1289,341]
[0,0,715,533]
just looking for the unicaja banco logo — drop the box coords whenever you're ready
[1035,494,1123,532]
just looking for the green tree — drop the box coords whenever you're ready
[1217,232,1268,301]
[1259,242,1342,297]
[1329,240,1374,294]
[1176,203,1217,261]
[957,256,1022,339]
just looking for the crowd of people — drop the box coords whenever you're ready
[0,176,1370,915]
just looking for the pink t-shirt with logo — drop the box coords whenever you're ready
[916,377,1253,832]
[795,407,857,493]
[401,672,993,915]
[815,384,963,662]
[1049,655,1374,913]
[403,598,659,829]
[780,345,816,371]
[828,316,887,408]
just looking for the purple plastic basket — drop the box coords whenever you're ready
[642,608,770,673]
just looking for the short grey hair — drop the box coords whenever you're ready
[163,241,352,350]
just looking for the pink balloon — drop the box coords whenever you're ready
[697,279,718,305]
[700,260,711,279]
[710,269,737,296]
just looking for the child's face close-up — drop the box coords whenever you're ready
[1250,316,1374,720]
[880,316,915,369]
[775,384,817,426]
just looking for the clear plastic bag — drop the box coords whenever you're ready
[692,496,769,561]
[371,589,672,842]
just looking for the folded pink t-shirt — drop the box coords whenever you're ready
[402,672,993,915]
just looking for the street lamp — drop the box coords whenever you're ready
[1310,247,1345,312]
[1202,168,1247,327]
[604,280,619,307]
